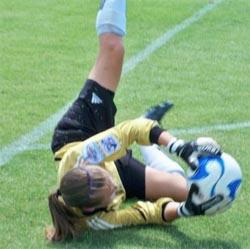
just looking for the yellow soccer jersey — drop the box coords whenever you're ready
[55,118,157,176]
[54,118,158,210]
[53,118,172,228]
[78,198,172,231]
[55,118,158,182]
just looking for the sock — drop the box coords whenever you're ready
[96,0,126,36]
[177,202,191,217]
[167,138,185,155]
[140,144,185,176]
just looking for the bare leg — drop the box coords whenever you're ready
[140,143,187,201]
[51,1,126,153]
[88,34,124,92]
[145,167,188,202]
[89,0,126,92]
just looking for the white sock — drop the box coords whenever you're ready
[177,202,191,217]
[140,145,185,176]
[96,0,126,36]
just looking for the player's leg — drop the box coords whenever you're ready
[51,0,127,153]
[116,100,187,202]
[140,100,181,172]
[142,140,187,202]
[140,100,179,173]
[141,100,188,201]
[145,166,188,202]
[115,150,187,202]
[88,0,126,92]
[140,144,185,175]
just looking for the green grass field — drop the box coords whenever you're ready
[1,0,250,248]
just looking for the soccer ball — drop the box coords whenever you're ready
[187,152,242,215]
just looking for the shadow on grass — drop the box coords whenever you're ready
[164,225,241,249]
[46,224,240,249]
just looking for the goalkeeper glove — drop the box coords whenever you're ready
[167,137,221,170]
[177,183,223,216]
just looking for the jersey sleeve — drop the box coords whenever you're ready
[84,198,172,230]
[81,118,158,163]
[58,118,159,181]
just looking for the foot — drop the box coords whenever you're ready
[144,101,174,123]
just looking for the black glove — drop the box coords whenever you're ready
[178,183,224,216]
[168,137,222,170]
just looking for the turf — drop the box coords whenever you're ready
[1,0,250,248]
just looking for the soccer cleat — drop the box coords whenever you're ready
[144,101,174,123]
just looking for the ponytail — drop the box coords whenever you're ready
[46,191,80,242]
[46,166,109,241]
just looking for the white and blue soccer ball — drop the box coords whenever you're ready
[187,152,242,215]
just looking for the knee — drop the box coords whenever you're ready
[176,184,188,202]
[100,34,124,58]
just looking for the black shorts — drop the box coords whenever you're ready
[51,79,146,199]
[115,150,146,200]
[51,79,117,153]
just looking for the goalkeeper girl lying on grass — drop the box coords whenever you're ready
[46,0,221,241]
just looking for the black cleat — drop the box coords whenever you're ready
[144,101,174,123]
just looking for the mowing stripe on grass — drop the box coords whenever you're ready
[0,0,224,166]
[25,120,250,151]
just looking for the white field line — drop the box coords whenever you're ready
[0,0,223,166]
[170,120,250,136]
[25,120,250,151]
[123,0,223,74]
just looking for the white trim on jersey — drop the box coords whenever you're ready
[87,216,122,230]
